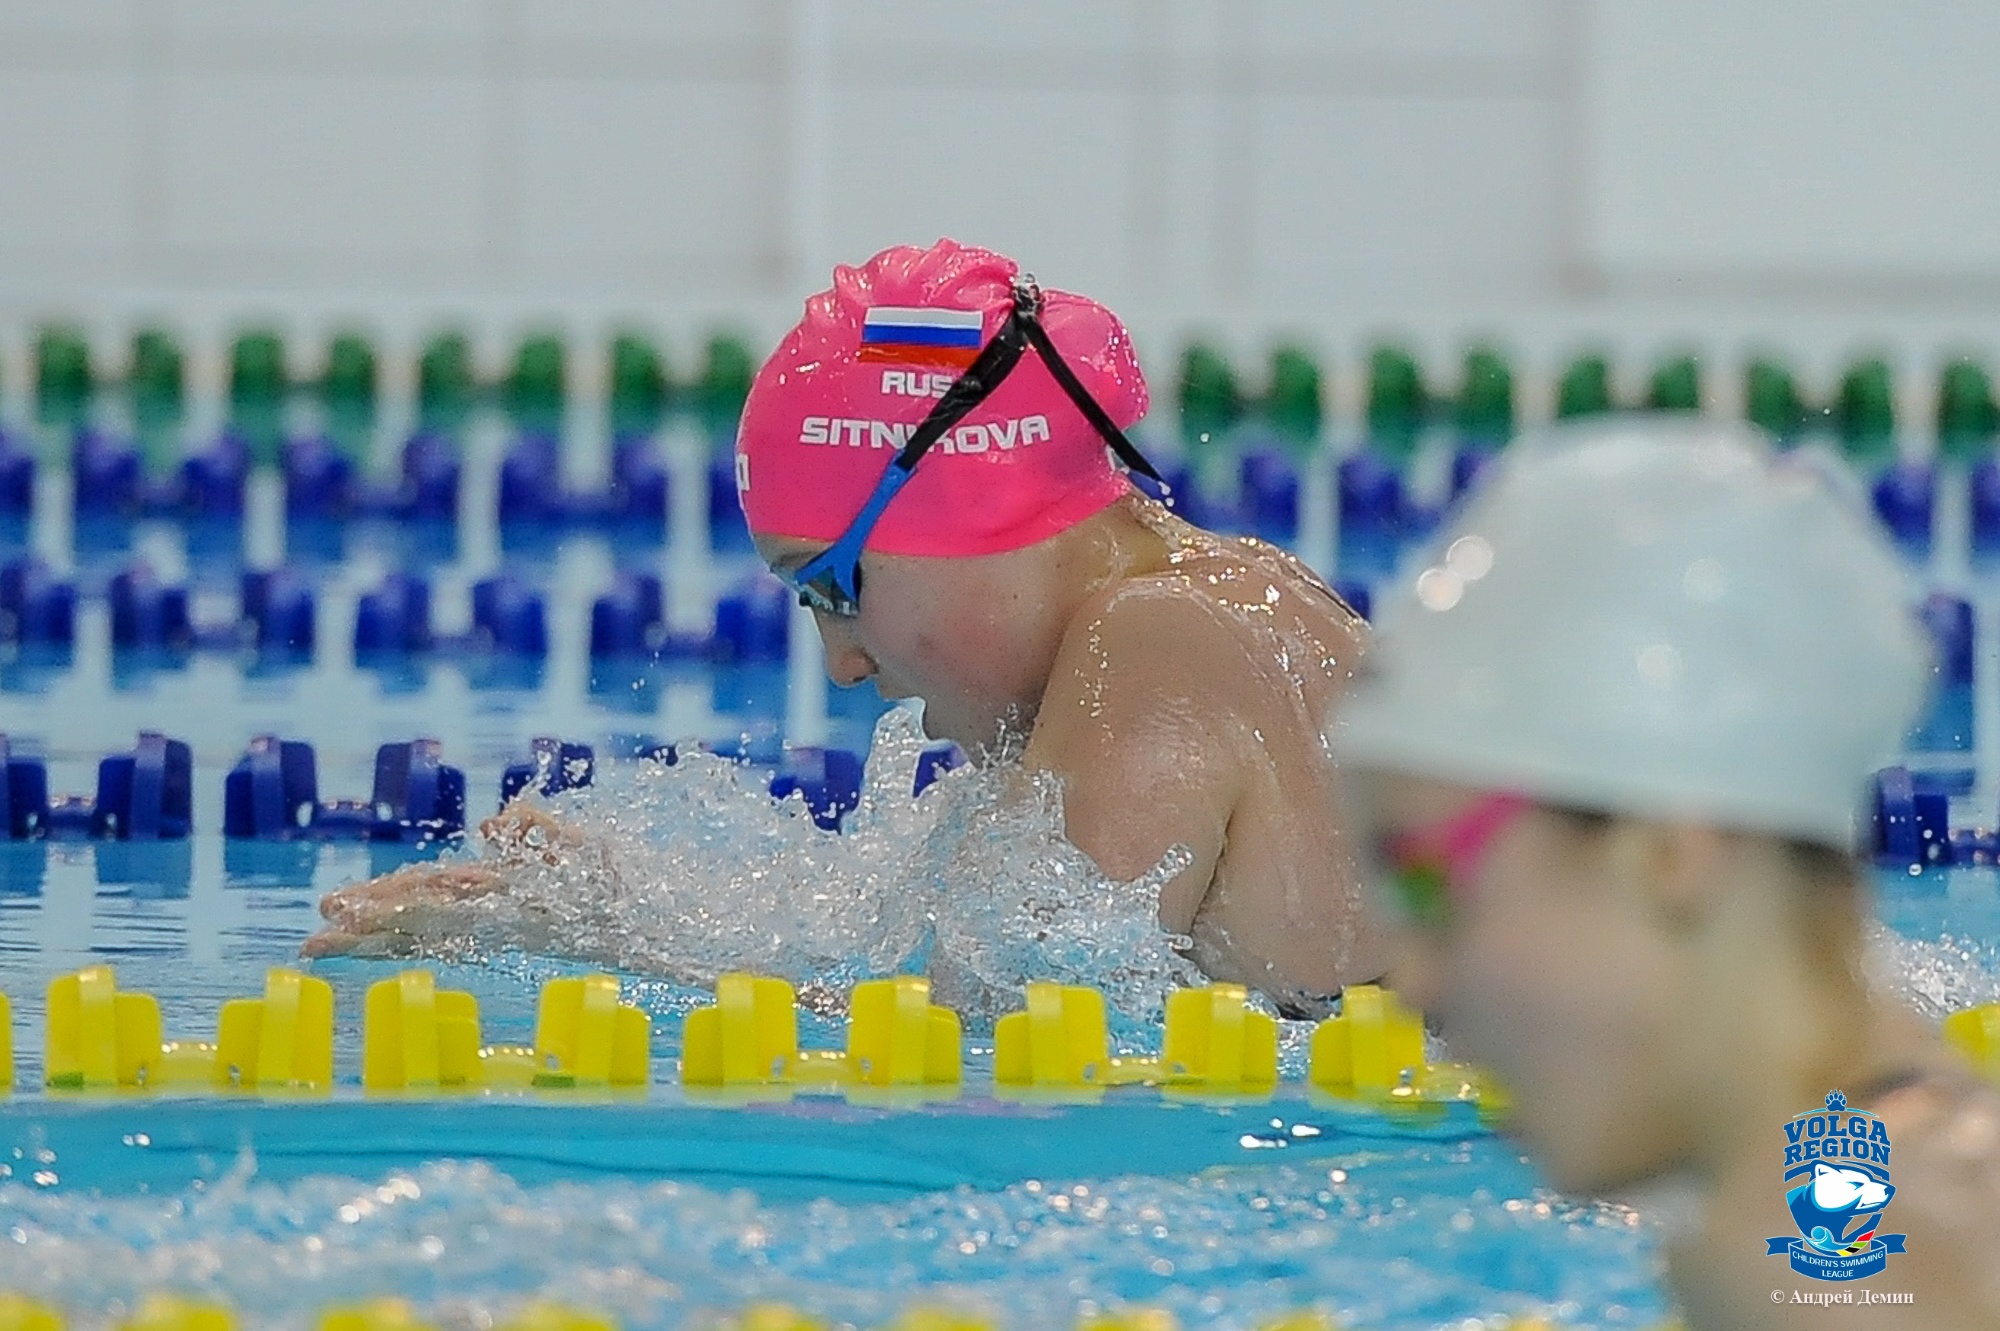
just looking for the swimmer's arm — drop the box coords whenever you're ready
[1023,587,1245,933]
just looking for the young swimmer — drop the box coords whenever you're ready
[1338,420,2000,1328]
[308,239,1390,1014]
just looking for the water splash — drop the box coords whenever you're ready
[1866,922,2000,1021]
[417,709,1204,1035]
[0,1148,1669,1331]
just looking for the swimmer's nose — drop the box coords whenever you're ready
[820,629,877,688]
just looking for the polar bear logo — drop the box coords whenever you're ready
[1788,1162,1895,1253]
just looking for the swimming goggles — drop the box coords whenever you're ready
[1379,793,1534,929]
[782,277,1166,619]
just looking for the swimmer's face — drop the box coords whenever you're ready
[756,534,1064,753]
[1357,772,1696,1194]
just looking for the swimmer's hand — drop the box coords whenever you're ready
[301,861,506,958]
[300,800,579,958]
[478,801,584,867]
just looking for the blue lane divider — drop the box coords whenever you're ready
[0,559,77,651]
[2,731,197,841]
[913,743,962,796]
[73,430,140,518]
[5,731,965,845]
[282,436,354,521]
[1871,764,1973,868]
[223,736,468,842]
[0,734,49,838]
[1971,461,2000,560]
[1331,579,1371,621]
[471,573,549,659]
[1872,460,1935,554]
[1239,448,1300,544]
[1909,594,1975,760]
[398,432,461,521]
[109,563,193,652]
[499,737,596,805]
[239,568,316,658]
[712,573,790,664]
[589,571,665,660]
[178,445,247,518]
[0,434,32,517]
[768,747,864,831]
[609,436,668,529]
[353,571,434,657]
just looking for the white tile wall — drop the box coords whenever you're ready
[1586,0,2000,280]
[160,73,487,260]
[0,0,1995,359]
[163,0,488,52]
[1246,0,1561,68]
[513,0,783,57]
[0,0,139,47]
[0,70,141,257]
[514,77,784,279]
[825,0,1146,62]
[1245,93,1563,306]
[819,86,1139,308]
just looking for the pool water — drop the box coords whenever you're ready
[0,417,1995,1330]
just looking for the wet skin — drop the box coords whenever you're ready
[310,495,1392,1011]
[1357,771,2000,1329]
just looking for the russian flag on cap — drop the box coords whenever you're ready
[859,306,984,368]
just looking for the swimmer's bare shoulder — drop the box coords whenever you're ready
[1024,568,1248,928]
[1023,528,1366,934]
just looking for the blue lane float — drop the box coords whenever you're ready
[109,563,193,653]
[768,747,864,831]
[1451,446,1500,502]
[589,571,666,661]
[239,568,316,658]
[177,446,247,519]
[498,435,564,525]
[282,436,354,521]
[0,436,32,517]
[1908,594,1974,761]
[500,737,596,805]
[0,559,77,651]
[1971,460,2000,559]
[1870,765,1955,869]
[1871,460,1935,554]
[712,573,790,665]
[224,736,467,843]
[398,432,462,522]
[72,431,141,519]
[609,437,669,528]
[5,731,197,841]
[1331,579,1372,621]
[353,571,434,657]
[1239,448,1300,544]
[0,735,50,838]
[471,573,549,659]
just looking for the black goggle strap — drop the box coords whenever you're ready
[887,285,1165,489]
[888,308,1031,474]
[1016,313,1166,486]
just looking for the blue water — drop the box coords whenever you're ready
[0,418,1994,1329]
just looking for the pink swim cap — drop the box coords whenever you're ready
[734,239,1149,557]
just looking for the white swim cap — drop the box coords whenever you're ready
[1338,417,1931,849]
